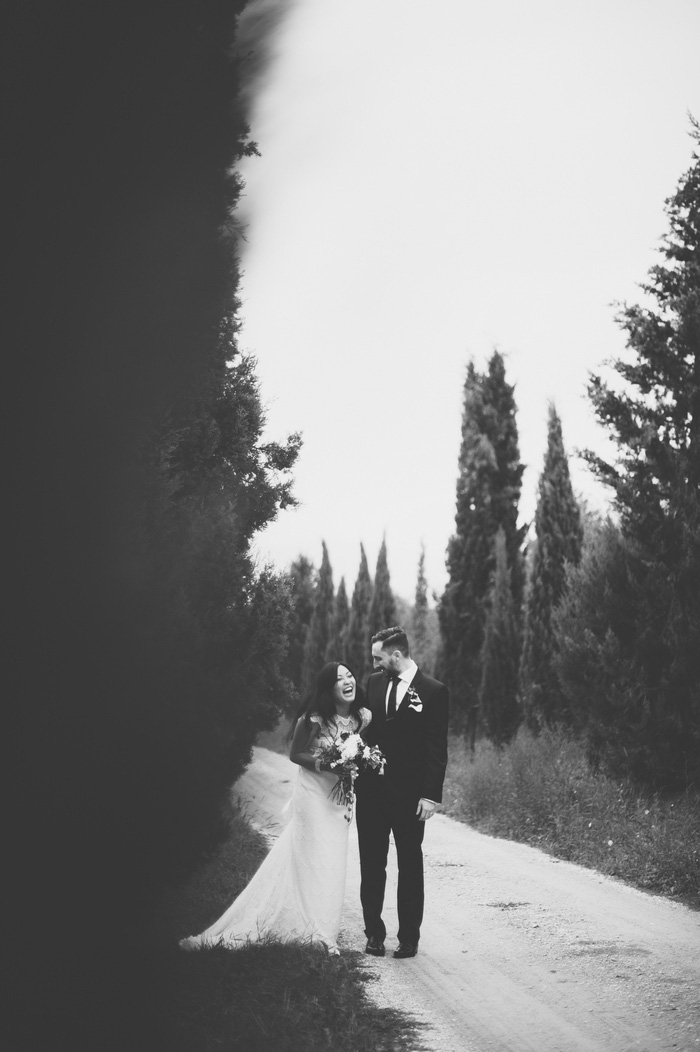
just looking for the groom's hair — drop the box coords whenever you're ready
[372,626,410,657]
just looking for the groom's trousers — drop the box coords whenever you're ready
[356,786,426,946]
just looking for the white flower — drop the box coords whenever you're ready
[338,733,363,763]
[406,687,423,712]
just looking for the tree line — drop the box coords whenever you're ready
[284,537,440,710]
[294,122,700,793]
[442,123,699,790]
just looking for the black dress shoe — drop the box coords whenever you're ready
[365,936,385,956]
[393,942,417,958]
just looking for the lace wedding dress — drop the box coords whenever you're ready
[179,708,371,955]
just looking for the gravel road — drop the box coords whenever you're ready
[236,747,700,1052]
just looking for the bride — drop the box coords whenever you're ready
[179,662,371,955]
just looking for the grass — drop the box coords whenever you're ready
[149,797,425,1051]
[442,727,700,909]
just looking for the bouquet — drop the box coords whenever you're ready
[316,732,386,820]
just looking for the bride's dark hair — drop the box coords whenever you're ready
[291,661,365,732]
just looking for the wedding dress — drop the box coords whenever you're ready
[179,708,371,955]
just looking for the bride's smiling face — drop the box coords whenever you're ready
[333,665,356,706]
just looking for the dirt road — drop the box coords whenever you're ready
[236,747,700,1052]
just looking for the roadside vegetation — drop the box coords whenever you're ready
[150,801,425,1051]
[442,728,699,909]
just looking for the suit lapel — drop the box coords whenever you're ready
[410,669,425,695]
[396,666,422,716]
[395,669,423,719]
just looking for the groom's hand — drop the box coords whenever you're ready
[416,798,437,821]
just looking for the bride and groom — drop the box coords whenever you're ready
[180,625,449,958]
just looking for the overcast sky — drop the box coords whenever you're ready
[237,0,700,600]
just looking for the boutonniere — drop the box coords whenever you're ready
[406,686,423,712]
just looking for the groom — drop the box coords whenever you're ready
[356,626,449,959]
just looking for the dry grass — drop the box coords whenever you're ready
[442,727,700,908]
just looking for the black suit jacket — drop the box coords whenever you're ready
[360,668,449,804]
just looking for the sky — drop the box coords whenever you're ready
[237,0,700,601]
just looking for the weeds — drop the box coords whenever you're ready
[442,727,700,908]
[151,798,423,1051]
[156,942,422,1052]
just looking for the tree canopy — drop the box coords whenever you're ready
[559,120,700,787]
[346,544,374,686]
[284,555,317,701]
[480,528,521,747]
[9,4,299,1045]
[327,576,350,663]
[368,536,397,640]
[301,542,335,698]
[439,352,525,728]
[521,404,582,729]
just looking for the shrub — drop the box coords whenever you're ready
[442,727,699,906]
[553,520,700,789]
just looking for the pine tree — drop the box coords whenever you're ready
[574,121,700,787]
[479,529,520,747]
[411,544,430,667]
[285,556,317,699]
[586,124,700,556]
[301,542,334,699]
[326,576,350,663]
[346,544,373,685]
[521,404,583,729]
[368,536,397,639]
[439,352,525,728]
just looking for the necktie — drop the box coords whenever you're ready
[387,675,399,718]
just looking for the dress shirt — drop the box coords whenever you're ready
[384,659,418,713]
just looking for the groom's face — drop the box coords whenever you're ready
[372,642,398,676]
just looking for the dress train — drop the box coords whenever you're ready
[179,764,350,954]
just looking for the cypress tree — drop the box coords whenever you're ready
[8,3,299,1045]
[521,404,583,729]
[412,544,430,667]
[301,542,335,699]
[480,529,520,747]
[285,556,317,699]
[326,576,350,663]
[482,354,527,609]
[346,544,373,685]
[368,535,397,639]
[553,520,651,772]
[439,352,525,728]
[586,122,700,556]
[574,121,700,787]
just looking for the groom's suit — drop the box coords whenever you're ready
[356,666,448,947]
